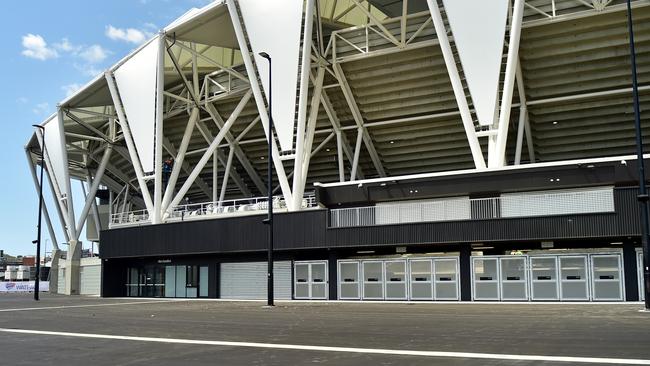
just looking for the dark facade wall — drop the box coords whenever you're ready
[316,159,644,206]
[101,188,642,259]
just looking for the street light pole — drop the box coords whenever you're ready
[259,52,274,307]
[626,0,650,310]
[32,124,45,301]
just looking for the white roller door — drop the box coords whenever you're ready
[220,261,291,299]
[80,265,101,295]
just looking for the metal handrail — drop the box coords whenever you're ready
[109,193,317,227]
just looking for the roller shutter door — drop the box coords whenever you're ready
[220,261,291,299]
[80,265,101,295]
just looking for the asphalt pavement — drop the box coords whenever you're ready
[0,293,649,365]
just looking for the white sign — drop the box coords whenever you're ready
[0,281,49,292]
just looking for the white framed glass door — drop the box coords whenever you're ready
[499,256,528,301]
[384,260,407,300]
[559,256,589,301]
[338,261,360,300]
[409,259,433,300]
[530,256,559,301]
[590,254,623,301]
[472,257,499,300]
[434,258,460,300]
[362,261,384,300]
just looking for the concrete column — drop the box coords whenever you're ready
[65,239,81,295]
[49,249,61,294]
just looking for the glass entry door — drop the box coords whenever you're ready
[434,258,459,300]
[409,259,433,300]
[499,257,528,301]
[362,261,384,300]
[590,254,623,301]
[559,256,589,301]
[384,260,407,300]
[472,257,499,300]
[338,261,360,300]
[294,261,328,300]
[530,256,559,301]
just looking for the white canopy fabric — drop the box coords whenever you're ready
[114,37,161,174]
[442,0,509,127]
[237,0,305,151]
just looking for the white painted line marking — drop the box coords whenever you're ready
[0,328,648,365]
[0,300,184,313]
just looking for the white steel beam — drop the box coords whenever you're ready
[514,59,535,164]
[491,0,525,168]
[227,0,294,208]
[427,0,486,169]
[332,63,386,177]
[320,87,363,179]
[25,148,60,250]
[153,34,165,224]
[295,0,316,189]
[75,145,112,239]
[105,71,155,215]
[212,151,218,201]
[161,107,199,211]
[219,148,235,203]
[351,127,364,181]
[56,108,77,241]
[193,119,253,197]
[292,66,326,210]
[161,137,213,199]
[165,90,252,213]
[203,103,265,193]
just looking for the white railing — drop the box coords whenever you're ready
[110,194,317,227]
[330,188,615,228]
[110,209,150,227]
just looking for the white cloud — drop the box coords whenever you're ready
[53,38,81,53]
[61,83,83,97]
[21,34,58,60]
[79,44,109,63]
[33,102,50,115]
[16,97,28,104]
[105,25,153,44]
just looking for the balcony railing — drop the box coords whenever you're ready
[109,194,317,228]
[329,188,615,228]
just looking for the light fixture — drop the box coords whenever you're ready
[552,121,558,125]
[326,148,330,152]
[380,182,387,186]
[389,140,395,144]
[260,156,265,160]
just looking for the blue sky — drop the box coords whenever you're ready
[0,0,212,257]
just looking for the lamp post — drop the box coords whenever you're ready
[626,0,650,310]
[32,124,45,301]
[259,51,274,307]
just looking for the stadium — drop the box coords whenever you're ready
[25,0,650,302]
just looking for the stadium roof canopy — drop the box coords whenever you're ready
[25,0,650,241]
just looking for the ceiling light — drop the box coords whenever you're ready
[326,148,330,152]
[389,140,395,144]
[552,121,558,125]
